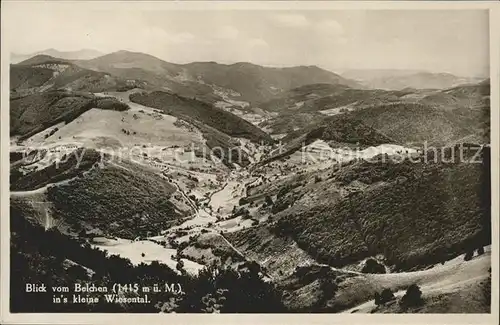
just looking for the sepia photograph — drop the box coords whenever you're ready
[0,1,498,323]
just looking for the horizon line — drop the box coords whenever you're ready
[10,48,489,79]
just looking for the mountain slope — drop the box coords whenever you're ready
[129,90,272,144]
[11,56,145,97]
[349,89,489,146]
[348,102,468,145]
[259,111,326,135]
[76,50,182,75]
[45,159,184,238]
[421,79,490,110]
[16,55,71,66]
[10,64,55,91]
[246,145,490,271]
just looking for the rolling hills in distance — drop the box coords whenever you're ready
[9,49,491,313]
[10,48,104,64]
[341,68,485,90]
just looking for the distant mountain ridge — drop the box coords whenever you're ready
[11,48,104,64]
[11,55,145,97]
[341,69,484,90]
[70,50,363,104]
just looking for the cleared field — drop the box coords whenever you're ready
[43,108,203,149]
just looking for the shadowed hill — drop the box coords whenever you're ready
[283,114,394,146]
[11,154,186,239]
[10,64,55,90]
[10,91,130,140]
[259,111,326,135]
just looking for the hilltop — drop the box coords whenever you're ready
[257,83,409,114]
[16,54,71,66]
[182,62,362,104]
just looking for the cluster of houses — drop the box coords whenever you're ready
[47,143,81,153]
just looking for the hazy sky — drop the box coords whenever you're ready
[4,3,490,77]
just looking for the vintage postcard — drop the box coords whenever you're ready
[1,1,499,324]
